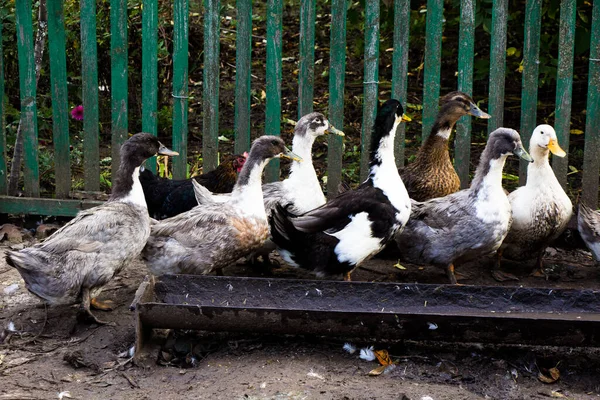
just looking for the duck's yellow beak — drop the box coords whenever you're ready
[548,139,566,157]
[397,114,411,123]
[280,147,302,162]
[326,125,345,137]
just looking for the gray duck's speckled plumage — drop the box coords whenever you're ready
[394,128,533,284]
[142,136,293,275]
[577,202,600,261]
[5,133,177,311]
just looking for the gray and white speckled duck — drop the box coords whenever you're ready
[394,128,533,284]
[577,202,600,261]
[142,136,299,276]
[5,133,178,324]
[494,125,573,281]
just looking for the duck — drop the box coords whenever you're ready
[193,112,344,217]
[493,124,573,281]
[269,99,411,281]
[141,136,299,276]
[5,133,178,324]
[394,128,533,284]
[577,202,600,261]
[400,91,491,201]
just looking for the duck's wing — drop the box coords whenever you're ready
[262,182,287,215]
[150,205,233,243]
[409,191,471,230]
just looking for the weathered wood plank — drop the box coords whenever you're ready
[234,0,252,154]
[518,0,542,184]
[552,0,576,188]
[80,0,100,191]
[298,0,316,117]
[582,0,600,207]
[265,0,283,182]
[455,0,475,188]
[110,0,128,179]
[47,0,71,198]
[16,0,40,197]
[142,0,159,173]
[0,196,103,217]
[173,0,190,179]
[422,0,443,139]
[360,1,380,182]
[487,0,508,133]
[326,0,347,198]
[391,0,410,168]
[201,0,218,175]
[0,18,6,195]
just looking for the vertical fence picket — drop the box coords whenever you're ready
[16,0,39,197]
[173,0,189,179]
[391,0,410,168]
[326,0,346,197]
[80,0,99,191]
[582,1,600,207]
[359,1,380,182]
[298,0,315,117]
[422,0,443,139]
[47,0,71,198]
[201,0,218,174]
[487,0,508,133]
[552,0,576,188]
[110,0,128,179]
[265,0,283,182]
[0,18,5,195]
[455,0,475,188]
[234,0,252,154]
[142,0,158,173]
[518,0,542,184]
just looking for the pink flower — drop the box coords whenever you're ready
[71,105,84,121]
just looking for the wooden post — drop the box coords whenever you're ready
[487,0,508,134]
[142,0,159,173]
[422,0,443,139]
[110,0,128,179]
[234,0,252,154]
[202,0,218,174]
[391,0,410,168]
[173,0,189,179]
[265,0,283,182]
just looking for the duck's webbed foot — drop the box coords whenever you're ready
[446,263,469,285]
[90,298,115,311]
[530,254,548,279]
[344,271,353,282]
[81,289,115,326]
[492,269,519,282]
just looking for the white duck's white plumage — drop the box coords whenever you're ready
[494,124,573,280]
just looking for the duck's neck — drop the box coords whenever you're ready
[368,125,402,190]
[288,134,317,182]
[109,161,147,208]
[470,156,508,194]
[230,155,269,217]
[526,146,558,186]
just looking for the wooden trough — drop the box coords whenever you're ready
[131,275,600,360]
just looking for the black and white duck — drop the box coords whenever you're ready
[394,128,533,284]
[142,136,299,275]
[269,99,411,281]
[494,124,573,281]
[400,91,490,201]
[5,133,178,324]
[577,202,600,261]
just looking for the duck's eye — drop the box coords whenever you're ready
[271,139,278,146]
[540,131,544,135]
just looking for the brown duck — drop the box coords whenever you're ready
[400,92,490,201]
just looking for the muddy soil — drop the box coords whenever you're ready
[1,235,599,400]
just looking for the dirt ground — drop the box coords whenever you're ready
[1,232,600,400]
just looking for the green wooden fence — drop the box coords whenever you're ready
[0,0,598,216]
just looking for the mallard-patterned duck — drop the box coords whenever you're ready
[400,91,490,201]
[5,133,178,324]
[142,136,298,276]
[269,99,411,281]
[493,125,572,281]
[578,202,600,261]
[394,128,533,284]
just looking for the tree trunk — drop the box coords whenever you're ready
[8,0,47,196]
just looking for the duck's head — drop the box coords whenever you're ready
[440,91,491,119]
[486,128,533,162]
[121,132,178,166]
[370,99,410,152]
[295,112,345,139]
[529,124,566,158]
[249,136,301,163]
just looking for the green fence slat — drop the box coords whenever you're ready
[422,0,443,139]
[16,0,39,197]
[487,0,508,133]
[391,0,410,168]
[298,0,316,117]
[518,0,542,184]
[326,0,347,198]
[47,0,71,198]
[359,1,380,182]
[265,0,283,182]
[142,0,158,173]
[0,195,103,217]
[0,18,6,195]
[234,0,252,154]
[80,0,100,191]
[582,0,600,207]
[552,0,576,188]
[455,0,475,188]
[201,0,217,175]
[110,0,128,179]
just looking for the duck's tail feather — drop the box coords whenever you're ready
[269,203,300,246]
